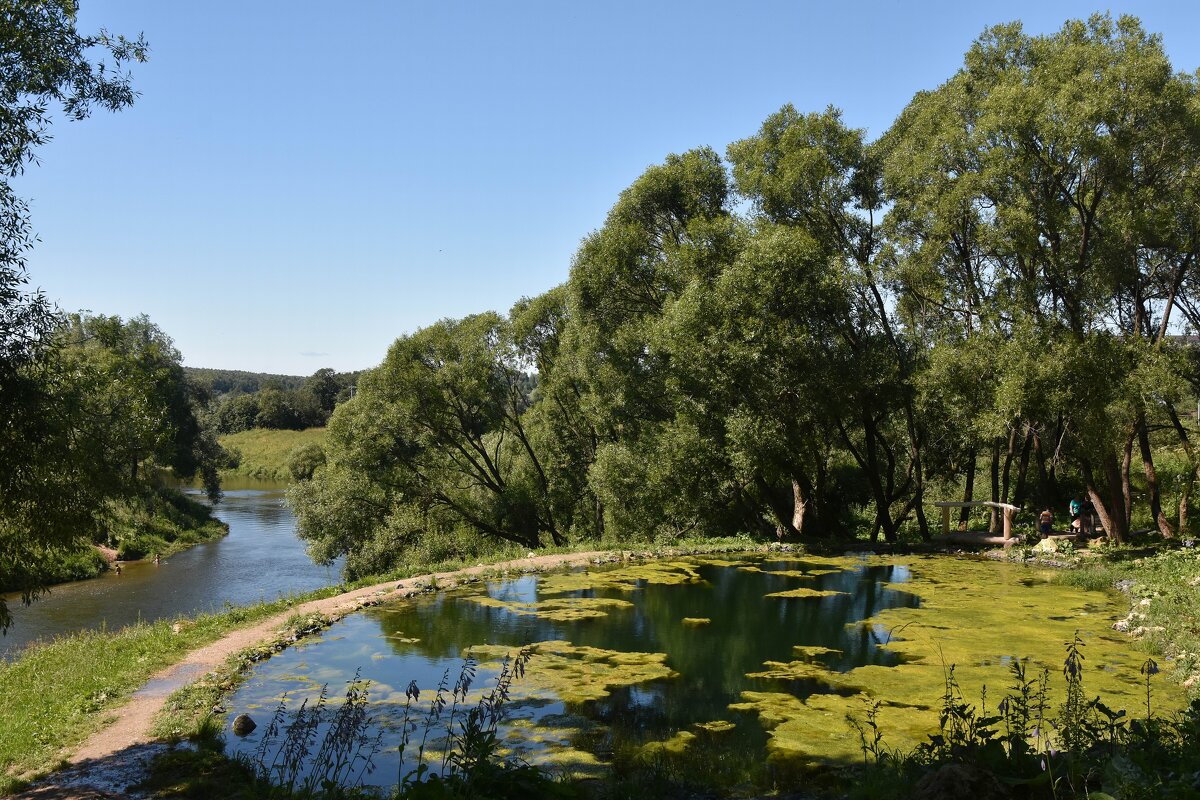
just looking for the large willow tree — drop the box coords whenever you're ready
[296,13,1200,571]
[882,14,1200,543]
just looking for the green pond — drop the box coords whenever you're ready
[223,553,1181,788]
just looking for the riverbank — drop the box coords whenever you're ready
[0,488,228,598]
[5,538,1196,799]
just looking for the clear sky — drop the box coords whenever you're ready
[15,1,1200,375]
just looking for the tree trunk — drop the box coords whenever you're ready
[791,477,808,536]
[1122,429,1134,532]
[1000,426,1017,505]
[1181,475,1193,536]
[757,475,798,540]
[913,487,931,541]
[989,438,1001,533]
[1136,412,1174,538]
[959,450,976,529]
[1013,425,1034,508]
[1083,453,1129,544]
[1032,430,1052,508]
[1164,400,1198,537]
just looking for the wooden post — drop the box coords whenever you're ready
[941,505,950,535]
[1002,506,1014,540]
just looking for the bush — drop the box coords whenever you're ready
[287,443,326,482]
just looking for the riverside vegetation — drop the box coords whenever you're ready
[6,5,1200,799]
[291,13,1200,587]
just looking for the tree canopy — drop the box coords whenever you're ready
[0,2,150,630]
[294,14,1200,576]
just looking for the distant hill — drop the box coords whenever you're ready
[184,367,307,396]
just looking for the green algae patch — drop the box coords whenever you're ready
[638,730,697,758]
[792,645,841,658]
[689,556,753,568]
[499,713,608,779]
[682,617,711,625]
[465,594,634,621]
[747,660,841,683]
[731,691,935,764]
[464,640,677,703]
[765,588,848,599]
[763,569,819,579]
[734,555,1188,761]
[694,720,736,733]
[538,561,705,595]
[736,565,816,579]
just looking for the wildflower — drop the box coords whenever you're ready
[1141,658,1160,677]
[405,680,419,702]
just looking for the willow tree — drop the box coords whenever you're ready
[729,106,930,542]
[658,223,859,537]
[292,313,564,579]
[881,14,1200,542]
[559,147,747,541]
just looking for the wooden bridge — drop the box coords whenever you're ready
[932,501,1021,546]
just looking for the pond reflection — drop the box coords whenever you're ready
[223,554,920,785]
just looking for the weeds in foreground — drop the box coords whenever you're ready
[239,648,575,799]
[845,632,1200,799]
[248,672,382,798]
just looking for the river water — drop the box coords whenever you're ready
[0,482,341,660]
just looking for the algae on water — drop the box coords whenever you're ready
[465,594,634,621]
[464,640,677,704]
[731,554,1186,763]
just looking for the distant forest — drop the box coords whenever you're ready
[184,367,309,395]
[186,367,363,433]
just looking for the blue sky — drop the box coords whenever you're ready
[16,1,1200,374]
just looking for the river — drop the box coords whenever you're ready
[0,481,341,660]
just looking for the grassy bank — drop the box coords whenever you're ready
[0,589,341,795]
[1054,543,1200,690]
[219,428,326,483]
[106,487,228,562]
[0,487,228,595]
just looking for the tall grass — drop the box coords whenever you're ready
[220,428,326,482]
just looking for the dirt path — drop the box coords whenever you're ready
[12,550,618,799]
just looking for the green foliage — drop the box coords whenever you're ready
[294,314,566,577]
[289,441,327,482]
[1,313,225,629]
[219,428,327,483]
[843,638,1200,800]
[207,368,360,434]
[185,367,308,396]
[293,12,1200,572]
[0,3,151,631]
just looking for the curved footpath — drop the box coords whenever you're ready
[9,551,618,800]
